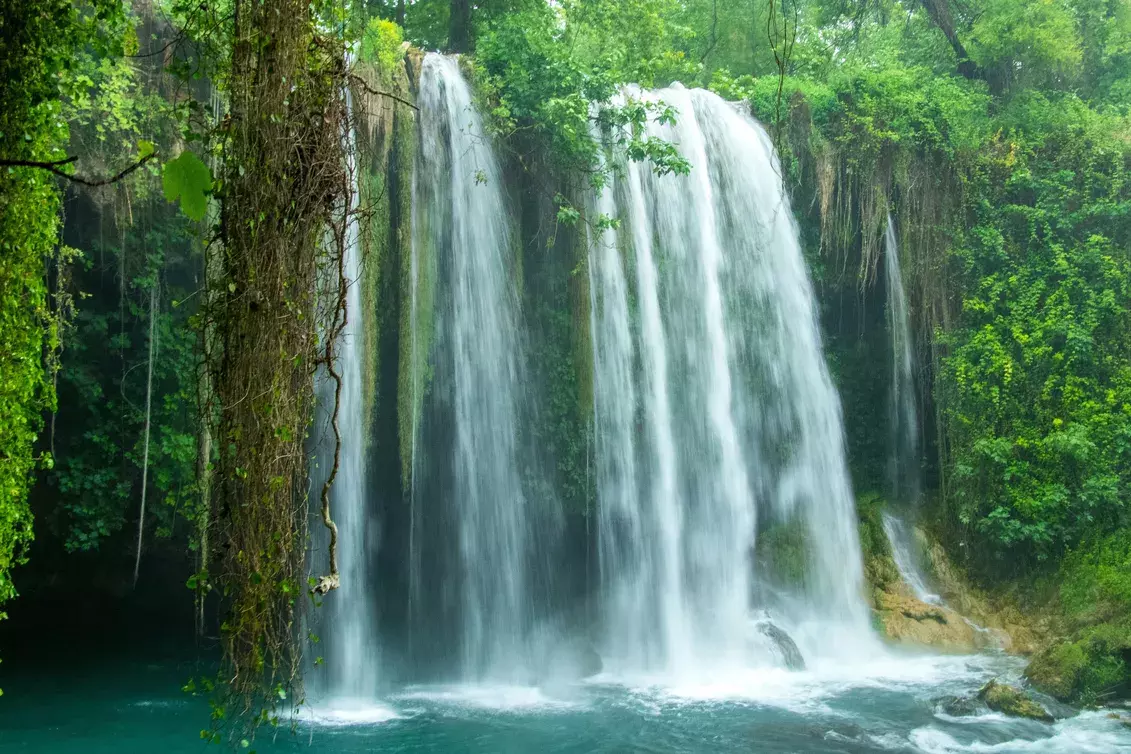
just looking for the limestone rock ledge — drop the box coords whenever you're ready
[872,585,1001,652]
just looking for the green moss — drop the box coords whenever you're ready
[393,68,427,487]
[1026,640,1088,700]
[353,47,425,486]
[978,680,1054,722]
[1026,534,1131,704]
[570,215,594,419]
[756,519,811,588]
[856,492,899,592]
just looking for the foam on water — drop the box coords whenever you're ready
[393,684,585,712]
[606,649,1017,715]
[310,700,403,726]
[911,711,1131,753]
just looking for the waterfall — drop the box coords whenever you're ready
[589,140,689,671]
[589,86,874,677]
[881,512,941,605]
[318,81,378,700]
[415,53,533,681]
[884,214,920,505]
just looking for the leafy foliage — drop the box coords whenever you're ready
[0,0,125,688]
[359,17,405,74]
[942,98,1131,564]
[162,151,213,222]
[48,213,200,554]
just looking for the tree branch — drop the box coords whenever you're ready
[917,0,982,80]
[700,0,719,63]
[348,74,418,111]
[0,153,158,187]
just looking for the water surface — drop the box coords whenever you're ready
[3,649,1129,753]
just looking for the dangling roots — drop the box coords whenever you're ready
[203,0,352,737]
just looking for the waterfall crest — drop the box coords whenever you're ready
[589,86,874,677]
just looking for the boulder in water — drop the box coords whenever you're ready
[756,620,806,670]
[978,679,1054,722]
[933,694,982,717]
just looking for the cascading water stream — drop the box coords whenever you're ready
[590,86,875,678]
[881,511,941,605]
[885,213,920,505]
[317,81,378,701]
[415,53,532,681]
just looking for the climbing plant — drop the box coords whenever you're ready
[0,0,126,692]
[200,0,351,736]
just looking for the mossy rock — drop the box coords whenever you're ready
[978,680,1053,722]
[873,590,987,652]
[856,492,899,592]
[933,694,983,717]
[1026,626,1131,704]
[1025,641,1088,701]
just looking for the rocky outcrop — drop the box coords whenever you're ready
[859,498,1045,654]
[934,694,983,717]
[757,620,806,670]
[919,538,1046,655]
[872,586,995,651]
[978,679,1054,722]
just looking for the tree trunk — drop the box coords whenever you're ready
[917,0,982,80]
[133,282,157,587]
[449,0,471,53]
[397,0,405,27]
[215,0,345,714]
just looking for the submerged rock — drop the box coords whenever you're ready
[978,679,1054,722]
[756,620,806,670]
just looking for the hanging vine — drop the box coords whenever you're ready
[202,0,350,736]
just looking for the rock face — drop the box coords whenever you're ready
[859,507,1041,654]
[577,643,603,678]
[872,587,994,652]
[978,679,1054,722]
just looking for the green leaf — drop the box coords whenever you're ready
[137,139,156,158]
[162,151,212,221]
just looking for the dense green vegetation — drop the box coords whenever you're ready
[1,0,1129,725]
